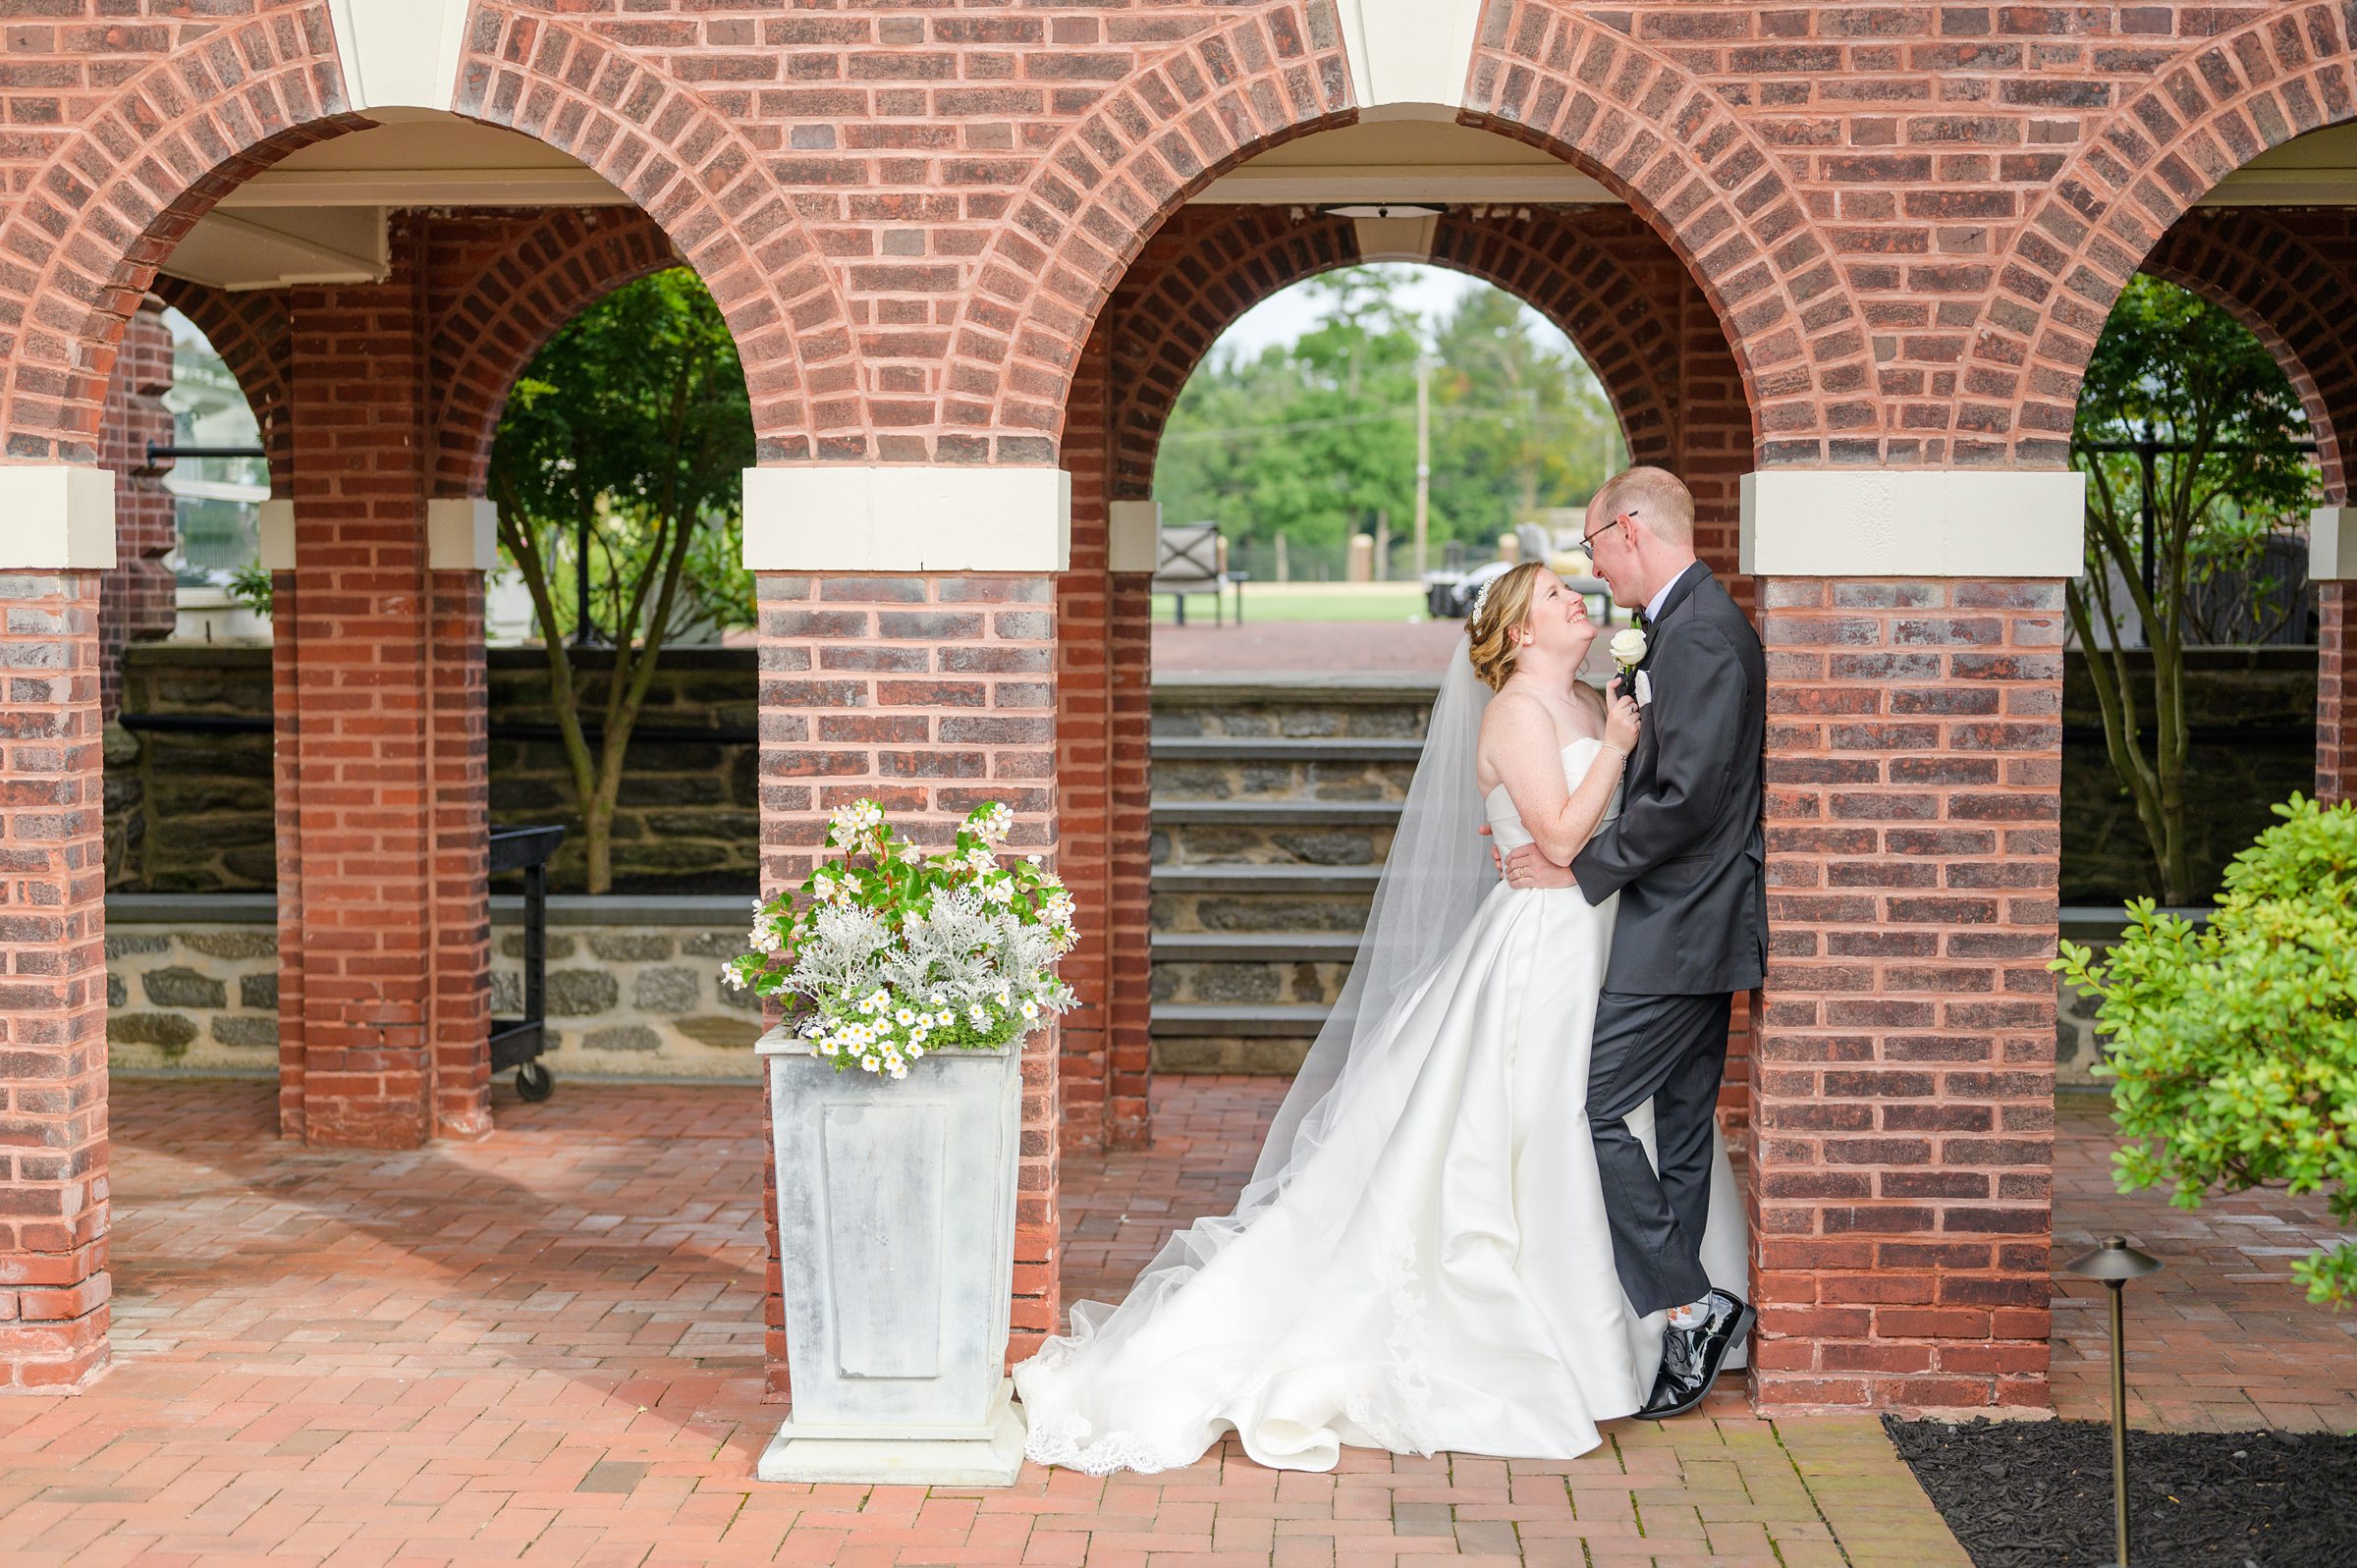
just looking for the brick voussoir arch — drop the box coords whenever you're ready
[2141,209,2356,503]
[0,7,356,461]
[456,5,857,460]
[954,2,1359,459]
[1971,2,2357,465]
[148,278,294,499]
[1102,205,1691,501]
[429,207,682,497]
[1462,0,1867,463]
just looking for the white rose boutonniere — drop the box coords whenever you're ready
[1609,625,1646,677]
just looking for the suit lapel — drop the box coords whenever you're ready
[1638,562,1710,664]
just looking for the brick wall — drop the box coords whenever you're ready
[2325,583,2357,805]
[752,571,1063,1391]
[276,230,491,1150]
[1754,577,2063,1410]
[0,571,109,1390]
[96,301,177,722]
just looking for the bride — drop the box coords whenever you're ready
[1014,561,1745,1475]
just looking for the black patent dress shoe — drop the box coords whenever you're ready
[1637,1288,1755,1420]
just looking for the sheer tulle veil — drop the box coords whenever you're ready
[1052,634,1498,1346]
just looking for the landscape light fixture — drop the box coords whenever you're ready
[1318,203,1448,220]
[2061,1234,2163,1567]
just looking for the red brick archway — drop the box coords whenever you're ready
[426,206,683,496]
[1094,206,1695,505]
[962,1,1861,465]
[2142,208,2357,504]
[148,282,295,499]
[1970,4,2357,464]
[0,8,853,463]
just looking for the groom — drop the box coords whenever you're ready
[1501,466,1766,1418]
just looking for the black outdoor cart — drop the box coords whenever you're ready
[488,824,566,1103]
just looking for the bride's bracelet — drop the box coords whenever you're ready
[1600,741,1631,763]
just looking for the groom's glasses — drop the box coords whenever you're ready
[1581,509,1636,551]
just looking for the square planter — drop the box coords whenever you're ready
[755,1024,1028,1485]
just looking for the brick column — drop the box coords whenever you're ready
[0,467,115,1389]
[277,237,490,1149]
[97,299,177,723]
[2313,514,2357,805]
[746,467,1068,1398]
[1744,471,2079,1413]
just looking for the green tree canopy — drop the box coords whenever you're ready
[1153,267,1622,576]
[489,267,755,893]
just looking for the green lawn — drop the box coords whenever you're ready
[1152,582,1427,624]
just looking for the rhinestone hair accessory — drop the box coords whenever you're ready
[1469,574,1497,625]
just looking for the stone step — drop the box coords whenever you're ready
[1151,676,1438,742]
[1150,735,1424,804]
[1150,864,1382,934]
[1152,798,1400,867]
[1150,1002,1325,1074]
[1151,931,1356,1006]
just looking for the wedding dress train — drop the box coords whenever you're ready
[1014,737,1745,1474]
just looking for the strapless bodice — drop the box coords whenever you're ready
[1485,735,1616,853]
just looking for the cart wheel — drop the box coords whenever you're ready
[515,1061,554,1103]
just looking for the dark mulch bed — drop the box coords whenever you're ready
[1885,1417,2357,1567]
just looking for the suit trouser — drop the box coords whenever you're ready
[1585,990,1732,1315]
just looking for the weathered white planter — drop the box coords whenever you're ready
[754,1024,1028,1485]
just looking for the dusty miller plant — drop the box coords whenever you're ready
[724,800,1078,1079]
[2055,795,2357,1305]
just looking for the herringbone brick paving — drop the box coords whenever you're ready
[4,1072,2337,1566]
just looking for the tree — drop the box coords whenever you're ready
[489,268,755,893]
[2069,276,2319,905]
[2056,796,2357,1306]
[1152,267,1620,576]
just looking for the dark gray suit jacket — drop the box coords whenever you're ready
[1569,562,1767,996]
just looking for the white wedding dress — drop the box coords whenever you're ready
[1015,736,1746,1475]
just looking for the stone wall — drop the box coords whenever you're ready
[107,896,764,1082]
[119,642,2327,909]
[113,644,760,894]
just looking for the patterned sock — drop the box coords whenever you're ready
[1666,1298,1710,1331]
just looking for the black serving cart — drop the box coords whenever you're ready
[489,824,566,1103]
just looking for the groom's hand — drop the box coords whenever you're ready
[1501,842,1577,891]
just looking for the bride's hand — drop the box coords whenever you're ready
[1604,692,1641,754]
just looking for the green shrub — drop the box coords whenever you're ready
[2055,794,2357,1305]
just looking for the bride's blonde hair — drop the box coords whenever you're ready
[1465,562,1547,691]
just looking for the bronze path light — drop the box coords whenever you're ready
[2062,1234,2163,1567]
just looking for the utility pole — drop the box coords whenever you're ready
[1413,352,1432,580]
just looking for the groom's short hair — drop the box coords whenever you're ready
[1593,467,1694,548]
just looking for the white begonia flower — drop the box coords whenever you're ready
[860,1054,880,1072]
[968,1003,988,1025]
[935,1009,954,1027]
[722,966,746,992]
[856,995,875,1015]
[895,1007,916,1025]
[889,1063,908,1080]
[1021,1000,1041,1021]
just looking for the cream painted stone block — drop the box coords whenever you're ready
[427,498,498,571]
[1351,213,1439,262]
[2310,507,2357,580]
[327,0,472,112]
[0,465,116,569]
[1740,469,2084,578]
[742,466,1071,573]
[258,500,296,571]
[1108,501,1161,573]
[1334,0,1484,118]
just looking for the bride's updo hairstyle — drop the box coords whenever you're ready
[1465,561,1548,692]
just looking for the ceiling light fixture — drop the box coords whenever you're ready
[1318,202,1448,220]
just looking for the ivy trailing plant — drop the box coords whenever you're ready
[2056,794,2357,1305]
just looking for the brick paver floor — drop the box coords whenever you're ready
[35,1069,2340,1564]
[2050,1090,2357,1433]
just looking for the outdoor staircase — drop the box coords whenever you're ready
[1149,676,1436,1073]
